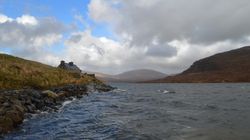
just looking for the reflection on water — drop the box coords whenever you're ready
[5,83,250,140]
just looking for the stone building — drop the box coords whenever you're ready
[58,60,81,74]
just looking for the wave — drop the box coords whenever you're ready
[157,89,175,94]
[112,88,127,93]
[62,98,76,107]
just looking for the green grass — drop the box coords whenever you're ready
[0,54,100,90]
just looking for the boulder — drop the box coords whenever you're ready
[5,110,24,125]
[42,90,58,99]
[0,117,13,133]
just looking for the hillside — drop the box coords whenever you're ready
[154,46,250,83]
[0,54,99,89]
[98,69,166,82]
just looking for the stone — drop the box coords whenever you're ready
[0,117,14,133]
[3,102,10,107]
[42,90,58,99]
[26,104,36,113]
[0,107,6,115]
[13,105,25,114]
[5,110,24,125]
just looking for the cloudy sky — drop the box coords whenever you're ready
[0,0,250,74]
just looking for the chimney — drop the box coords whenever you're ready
[69,62,74,66]
[60,60,65,65]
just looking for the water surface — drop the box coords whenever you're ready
[5,83,250,140]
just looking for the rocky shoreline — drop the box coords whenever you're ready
[0,83,114,135]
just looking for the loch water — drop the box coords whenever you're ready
[4,83,250,140]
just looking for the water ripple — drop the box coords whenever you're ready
[5,83,250,140]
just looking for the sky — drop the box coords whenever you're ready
[1,0,250,75]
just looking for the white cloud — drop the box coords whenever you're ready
[0,14,64,48]
[0,13,65,66]
[32,34,62,47]
[62,29,250,75]
[16,15,38,26]
[0,14,13,23]
[64,30,132,73]
[88,0,120,23]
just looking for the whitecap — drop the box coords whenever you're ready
[163,90,170,94]
[23,119,29,122]
[40,111,49,114]
[158,89,175,94]
[112,89,127,93]
[62,100,72,107]
[59,97,77,110]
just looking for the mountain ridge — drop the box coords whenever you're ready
[152,46,250,83]
[95,69,166,82]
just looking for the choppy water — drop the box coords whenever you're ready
[4,83,250,140]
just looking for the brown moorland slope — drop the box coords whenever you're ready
[154,46,250,83]
[0,53,100,89]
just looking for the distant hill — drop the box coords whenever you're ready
[153,46,250,83]
[0,54,99,89]
[97,69,166,82]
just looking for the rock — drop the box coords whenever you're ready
[95,84,114,92]
[31,97,42,105]
[0,117,13,133]
[28,90,41,99]
[76,95,82,98]
[13,105,25,114]
[5,110,24,125]
[42,90,58,99]
[3,102,10,107]
[0,108,6,116]
[57,91,67,100]
[26,104,36,113]
[0,96,5,104]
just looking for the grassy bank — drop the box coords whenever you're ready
[0,54,100,90]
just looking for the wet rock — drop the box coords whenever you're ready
[0,108,5,116]
[76,95,82,99]
[12,105,25,114]
[5,110,24,125]
[3,102,10,107]
[26,104,36,113]
[57,91,67,99]
[0,117,13,134]
[94,84,115,92]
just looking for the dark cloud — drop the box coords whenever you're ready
[116,0,250,45]
[88,0,250,46]
[146,44,177,57]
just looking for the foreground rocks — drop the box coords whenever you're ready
[0,83,114,135]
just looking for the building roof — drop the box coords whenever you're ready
[58,61,81,73]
